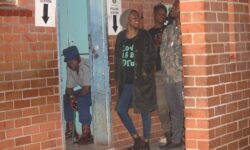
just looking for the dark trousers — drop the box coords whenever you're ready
[155,71,171,133]
[116,84,151,139]
[166,81,184,144]
[63,92,92,126]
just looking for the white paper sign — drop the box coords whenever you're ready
[35,0,56,27]
[164,3,173,25]
[107,0,122,35]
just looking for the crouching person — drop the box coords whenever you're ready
[63,46,93,145]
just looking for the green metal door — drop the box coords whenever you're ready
[57,0,89,134]
[57,0,112,146]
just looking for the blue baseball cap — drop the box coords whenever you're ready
[62,46,79,62]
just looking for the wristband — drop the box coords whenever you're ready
[69,95,74,99]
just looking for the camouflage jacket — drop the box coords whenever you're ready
[160,23,183,83]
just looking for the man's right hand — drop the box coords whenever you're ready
[154,32,163,48]
[66,88,77,111]
[69,97,77,111]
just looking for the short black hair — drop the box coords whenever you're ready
[153,3,167,14]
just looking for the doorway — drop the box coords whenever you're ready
[57,0,112,149]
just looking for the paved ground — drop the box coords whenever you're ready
[66,140,185,150]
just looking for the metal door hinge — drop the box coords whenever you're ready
[88,34,99,59]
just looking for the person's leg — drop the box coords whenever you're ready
[155,72,172,147]
[117,84,144,149]
[63,95,78,141]
[77,92,93,145]
[141,112,151,140]
[155,72,171,134]
[64,95,73,123]
[166,82,184,145]
[77,92,92,126]
[141,112,151,149]
[116,84,137,136]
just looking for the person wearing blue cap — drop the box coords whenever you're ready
[62,46,93,145]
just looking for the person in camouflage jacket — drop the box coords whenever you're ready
[160,23,182,84]
[160,0,184,149]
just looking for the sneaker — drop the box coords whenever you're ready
[159,132,172,149]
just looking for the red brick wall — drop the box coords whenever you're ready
[1,0,249,150]
[109,0,173,149]
[181,0,250,149]
[0,0,62,150]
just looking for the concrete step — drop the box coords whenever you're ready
[66,140,185,150]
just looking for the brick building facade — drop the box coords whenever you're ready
[181,1,250,149]
[0,0,61,150]
[0,0,249,150]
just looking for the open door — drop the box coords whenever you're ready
[57,0,112,148]
[57,0,89,136]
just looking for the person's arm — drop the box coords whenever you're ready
[75,86,90,97]
[66,87,77,110]
[66,88,74,97]
[114,32,123,82]
[160,27,169,74]
[175,27,183,71]
[154,32,163,49]
[143,30,157,75]
[65,85,90,111]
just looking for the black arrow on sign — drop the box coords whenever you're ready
[112,15,118,32]
[42,4,49,24]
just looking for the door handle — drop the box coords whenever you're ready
[88,34,99,59]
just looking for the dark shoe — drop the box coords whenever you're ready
[65,129,72,139]
[126,146,133,150]
[79,124,94,145]
[162,142,183,150]
[159,142,172,149]
[65,122,79,143]
[65,130,79,140]
[165,132,172,144]
[79,134,93,145]
[126,137,144,150]
[133,137,143,150]
[65,122,73,139]
[141,141,150,150]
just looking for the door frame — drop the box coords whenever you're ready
[56,0,112,147]
[87,0,112,146]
